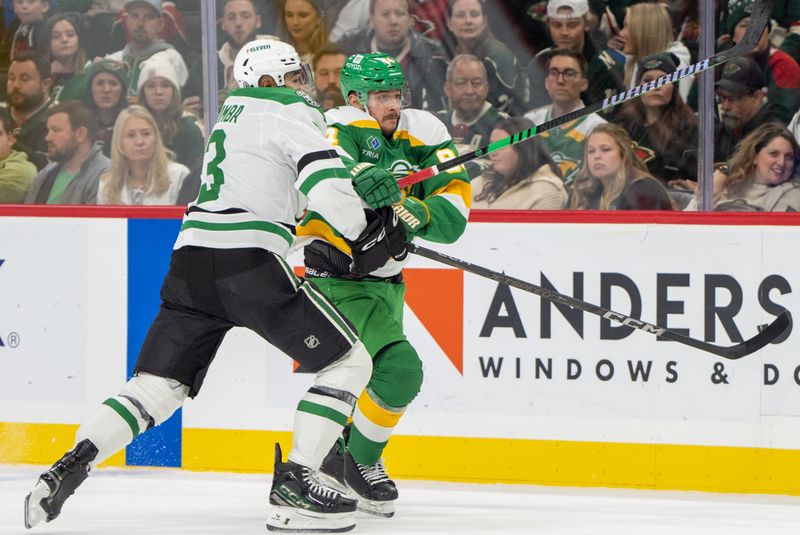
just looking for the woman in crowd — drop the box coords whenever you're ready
[276,0,329,65]
[569,123,674,210]
[83,59,129,157]
[46,13,89,103]
[472,117,567,210]
[615,2,691,101]
[707,123,800,212]
[616,52,698,190]
[97,106,190,205]
[137,58,204,173]
[442,0,521,114]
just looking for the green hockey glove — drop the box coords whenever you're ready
[351,163,402,208]
[392,196,430,237]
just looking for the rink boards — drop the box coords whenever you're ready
[1,208,800,495]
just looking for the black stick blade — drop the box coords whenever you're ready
[719,310,792,360]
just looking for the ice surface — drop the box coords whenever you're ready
[2,465,799,534]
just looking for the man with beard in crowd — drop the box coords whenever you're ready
[218,0,265,92]
[2,51,53,170]
[106,0,188,98]
[24,101,110,204]
[312,46,347,110]
[714,56,782,164]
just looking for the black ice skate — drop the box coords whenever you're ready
[343,452,398,518]
[267,443,357,533]
[24,439,99,529]
[317,428,349,494]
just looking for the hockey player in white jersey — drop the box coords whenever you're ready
[24,39,401,533]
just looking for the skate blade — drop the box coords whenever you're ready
[266,506,355,533]
[24,480,51,529]
[355,498,395,518]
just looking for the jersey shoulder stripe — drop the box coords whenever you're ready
[228,87,322,112]
[325,105,379,129]
[395,109,452,147]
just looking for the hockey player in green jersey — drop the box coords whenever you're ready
[299,52,471,517]
[23,40,398,533]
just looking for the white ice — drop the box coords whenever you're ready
[2,464,800,535]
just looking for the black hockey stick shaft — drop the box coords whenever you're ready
[398,0,773,189]
[408,243,791,360]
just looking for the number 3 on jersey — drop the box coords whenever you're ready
[198,130,227,203]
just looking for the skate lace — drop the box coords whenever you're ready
[357,460,390,485]
[301,468,340,502]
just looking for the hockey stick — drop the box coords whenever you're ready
[397,0,773,189]
[407,242,791,360]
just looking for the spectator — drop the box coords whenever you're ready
[97,105,190,205]
[616,52,698,189]
[472,116,567,210]
[525,48,606,186]
[312,45,346,110]
[106,0,188,98]
[0,110,37,203]
[725,0,800,124]
[528,0,624,111]
[46,13,90,103]
[337,0,448,110]
[0,0,51,68]
[218,0,264,92]
[83,59,129,157]
[714,56,781,164]
[435,54,506,163]
[276,0,330,65]
[614,2,692,101]
[569,122,673,210]
[24,101,109,204]
[441,0,521,114]
[704,123,800,212]
[4,51,53,170]
[137,58,203,172]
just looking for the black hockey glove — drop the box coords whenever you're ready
[346,209,391,277]
[378,206,408,262]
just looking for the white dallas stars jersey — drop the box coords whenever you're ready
[174,87,366,258]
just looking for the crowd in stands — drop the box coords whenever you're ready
[0,0,798,211]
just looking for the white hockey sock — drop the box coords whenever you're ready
[288,386,355,470]
[75,396,146,468]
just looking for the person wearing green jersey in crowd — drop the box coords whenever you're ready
[299,52,471,518]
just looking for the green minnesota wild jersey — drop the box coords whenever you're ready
[319,106,470,241]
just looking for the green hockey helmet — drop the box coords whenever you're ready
[340,52,409,107]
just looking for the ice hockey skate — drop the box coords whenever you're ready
[267,443,357,533]
[24,439,98,529]
[342,451,397,518]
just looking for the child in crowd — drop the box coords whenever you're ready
[0,0,51,64]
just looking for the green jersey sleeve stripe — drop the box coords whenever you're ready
[299,167,350,196]
[180,220,294,245]
[297,400,349,426]
[299,211,345,238]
